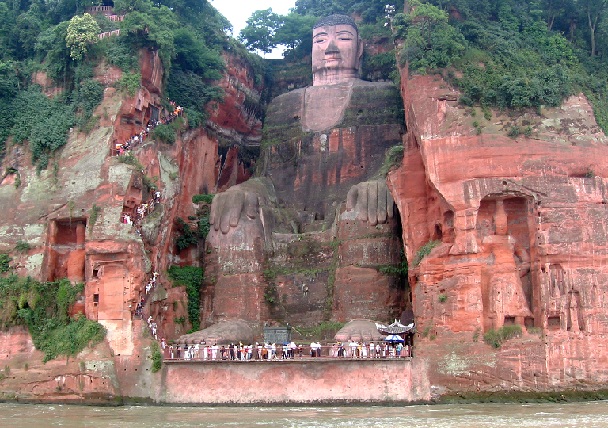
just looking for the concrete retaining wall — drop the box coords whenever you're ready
[158,358,430,404]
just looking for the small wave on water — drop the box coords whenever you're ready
[2,401,608,427]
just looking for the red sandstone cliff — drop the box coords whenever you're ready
[4,34,608,403]
[389,68,608,396]
[0,46,265,402]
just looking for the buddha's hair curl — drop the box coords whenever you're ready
[313,14,358,32]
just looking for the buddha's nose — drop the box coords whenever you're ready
[325,40,340,55]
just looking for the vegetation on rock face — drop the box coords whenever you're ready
[66,13,100,60]
[0,0,238,165]
[238,0,608,134]
[0,276,106,362]
[388,0,608,131]
[150,340,162,372]
[167,265,203,331]
[483,324,523,348]
[413,240,441,267]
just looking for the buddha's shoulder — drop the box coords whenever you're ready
[349,80,401,102]
[265,88,306,126]
[343,80,403,126]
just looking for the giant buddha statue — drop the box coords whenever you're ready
[204,15,406,328]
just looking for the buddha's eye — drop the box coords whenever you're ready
[314,33,328,44]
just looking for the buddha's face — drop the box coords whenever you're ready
[312,24,363,86]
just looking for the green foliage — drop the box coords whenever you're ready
[151,123,177,145]
[396,1,466,72]
[116,72,141,97]
[121,5,178,70]
[117,152,144,170]
[377,260,408,277]
[99,37,139,72]
[166,70,223,121]
[0,276,105,361]
[72,78,104,130]
[174,217,197,251]
[167,265,203,331]
[150,341,162,373]
[378,145,404,177]
[0,254,10,273]
[66,13,101,60]
[88,204,100,233]
[14,241,30,253]
[239,8,281,54]
[142,174,158,192]
[197,216,210,241]
[363,51,397,82]
[10,87,75,169]
[264,282,278,305]
[507,126,521,138]
[438,293,448,303]
[413,240,441,267]
[472,327,481,342]
[172,27,224,79]
[274,13,317,55]
[192,194,215,204]
[483,324,523,348]
[35,21,71,82]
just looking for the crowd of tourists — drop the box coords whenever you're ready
[113,103,183,156]
[134,272,160,316]
[121,191,161,227]
[161,340,412,361]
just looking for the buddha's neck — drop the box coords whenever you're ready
[313,70,358,86]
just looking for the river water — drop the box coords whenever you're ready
[2,400,608,427]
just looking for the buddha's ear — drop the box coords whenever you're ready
[356,37,364,70]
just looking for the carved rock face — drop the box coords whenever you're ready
[312,23,363,86]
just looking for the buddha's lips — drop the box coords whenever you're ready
[324,55,341,63]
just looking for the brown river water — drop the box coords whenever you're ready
[2,400,608,427]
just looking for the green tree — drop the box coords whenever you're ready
[293,0,349,16]
[36,21,71,83]
[239,8,281,54]
[577,0,608,56]
[65,13,100,60]
[542,0,575,30]
[10,8,44,60]
[121,5,178,69]
[274,13,317,54]
[172,27,224,78]
[398,0,466,71]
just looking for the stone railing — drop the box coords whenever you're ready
[98,29,120,40]
[86,6,114,14]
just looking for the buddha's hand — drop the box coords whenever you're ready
[345,180,394,226]
[209,187,260,234]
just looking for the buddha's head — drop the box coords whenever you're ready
[312,14,363,86]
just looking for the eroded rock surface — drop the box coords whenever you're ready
[389,71,608,393]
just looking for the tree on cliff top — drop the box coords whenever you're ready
[65,13,100,60]
[239,8,281,54]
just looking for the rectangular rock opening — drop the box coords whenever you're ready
[547,315,561,330]
[503,316,515,326]
[53,218,87,246]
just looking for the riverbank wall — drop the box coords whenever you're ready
[156,358,430,404]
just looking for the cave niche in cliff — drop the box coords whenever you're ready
[85,255,130,321]
[478,195,536,331]
[47,218,86,282]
